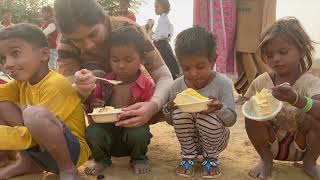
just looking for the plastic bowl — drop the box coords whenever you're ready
[175,100,211,113]
[242,96,283,121]
[88,111,122,123]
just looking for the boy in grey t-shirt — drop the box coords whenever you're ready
[163,27,237,178]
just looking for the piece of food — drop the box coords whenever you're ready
[174,88,208,105]
[252,88,272,116]
[92,106,122,114]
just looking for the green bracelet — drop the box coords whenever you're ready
[302,97,313,113]
[291,90,299,105]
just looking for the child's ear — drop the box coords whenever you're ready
[39,47,50,63]
[209,55,217,69]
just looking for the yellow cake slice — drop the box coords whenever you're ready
[252,88,272,116]
[92,106,122,114]
[174,88,209,105]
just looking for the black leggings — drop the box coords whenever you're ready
[154,40,180,79]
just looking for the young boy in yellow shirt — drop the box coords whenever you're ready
[0,23,90,180]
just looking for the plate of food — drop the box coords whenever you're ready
[242,88,283,121]
[88,106,123,123]
[174,88,211,113]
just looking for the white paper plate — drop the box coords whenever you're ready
[88,111,122,123]
[175,100,211,113]
[242,96,283,121]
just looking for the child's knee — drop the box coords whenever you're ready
[23,106,51,128]
[245,118,270,129]
[86,124,112,144]
[125,125,150,145]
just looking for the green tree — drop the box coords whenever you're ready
[0,0,145,25]
[0,0,49,25]
[98,0,145,15]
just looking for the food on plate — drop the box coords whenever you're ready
[174,88,208,105]
[92,106,122,114]
[252,88,272,116]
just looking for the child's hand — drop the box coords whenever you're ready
[90,98,105,108]
[74,69,96,97]
[271,83,296,104]
[202,96,223,114]
[167,96,177,111]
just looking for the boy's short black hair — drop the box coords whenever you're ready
[54,0,106,34]
[110,25,145,57]
[0,23,48,48]
[41,6,54,15]
[175,26,216,63]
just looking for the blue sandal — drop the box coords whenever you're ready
[201,159,221,179]
[176,159,196,177]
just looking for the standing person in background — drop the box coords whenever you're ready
[0,10,13,28]
[152,0,180,79]
[41,6,60,70]
[143,19,155,39]
[118,0,136,22]
[193,0,236,75]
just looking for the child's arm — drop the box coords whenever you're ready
[0,80,20,103]
[213,79,237,127]
[272,83,320,120]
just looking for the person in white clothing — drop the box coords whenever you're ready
[152,0,180,79]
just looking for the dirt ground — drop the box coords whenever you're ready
[9,106,316,180]
[5,60,320,180]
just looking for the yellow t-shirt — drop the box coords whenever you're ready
[0,71,90,167]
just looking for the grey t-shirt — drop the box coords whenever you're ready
[165,72,237,127]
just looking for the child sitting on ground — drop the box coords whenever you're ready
[0,23,90,180]
[243,17,320,180]
[163,26,237,178]
[0,57,14,168]
[75,26,154,175]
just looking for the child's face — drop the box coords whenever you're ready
[179,55,214,89]
[0,39,49,83]
[42,11,52,20]
[154,2,164,15]
[109,45,141,81]
[119,1,130,12]
[264,37,301,76]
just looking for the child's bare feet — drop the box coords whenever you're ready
[248,161,272,179]
[303,162,320,180]
[0,152,42,179]
[59,167,81,180]
[132,162,150,174]
[84,161,109,176]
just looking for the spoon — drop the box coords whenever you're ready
[95,77,122,85]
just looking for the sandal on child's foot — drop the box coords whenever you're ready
[176,159,196,177]
[201,159,221,179]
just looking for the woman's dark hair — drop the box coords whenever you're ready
[54,0,106,34]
